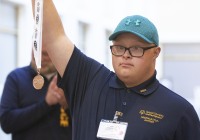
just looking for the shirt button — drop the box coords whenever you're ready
[123,102,127,105]
[127,89,130,93]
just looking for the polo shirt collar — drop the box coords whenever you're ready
[109,71,159,96]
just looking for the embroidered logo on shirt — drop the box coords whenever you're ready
[139,110,164,124]
[60,108,69,127]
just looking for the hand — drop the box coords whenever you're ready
[57,87,68,109]
[45,75,68,108]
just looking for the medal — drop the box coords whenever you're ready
[33,69,44,89]
[33,73,44,90]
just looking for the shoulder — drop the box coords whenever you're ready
[156,84,199,124]
[7,65,34,79]
[158,83,194,109]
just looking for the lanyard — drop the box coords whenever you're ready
[32,0,44,90]
[33,0,43,70]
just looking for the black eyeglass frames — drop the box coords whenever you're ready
[110,45,157,57]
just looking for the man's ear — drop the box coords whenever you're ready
[154,47,161,59]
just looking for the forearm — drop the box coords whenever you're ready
[0,100,52,133]
[32,0,63,44]
[31,0,74,77]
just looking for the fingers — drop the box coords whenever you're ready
[49,75,58,90]
[57,89,68,109]
[45,75,67,107]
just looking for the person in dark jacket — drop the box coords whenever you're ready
[0,46,72,140]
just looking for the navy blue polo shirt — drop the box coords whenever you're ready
[59,47,200,140]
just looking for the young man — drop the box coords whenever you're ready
[31,0,200,140]
[0,47,72,140]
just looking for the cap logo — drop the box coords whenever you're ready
[134,19,141,26]
[125,18,132,26]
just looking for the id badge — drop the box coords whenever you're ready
[97,119,128,140]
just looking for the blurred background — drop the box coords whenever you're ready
[0,0,200,139]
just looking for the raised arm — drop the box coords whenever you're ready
[32,0,74,77]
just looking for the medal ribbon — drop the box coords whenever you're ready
[32,0,44,71]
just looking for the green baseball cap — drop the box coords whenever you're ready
[109,15,159,46]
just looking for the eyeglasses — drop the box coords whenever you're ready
[110,45,157,57]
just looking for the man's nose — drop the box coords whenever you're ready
[123,49,132,57]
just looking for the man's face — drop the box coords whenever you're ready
[32,47,56,75]
[111,33,160,87]
[40,47,56,74]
